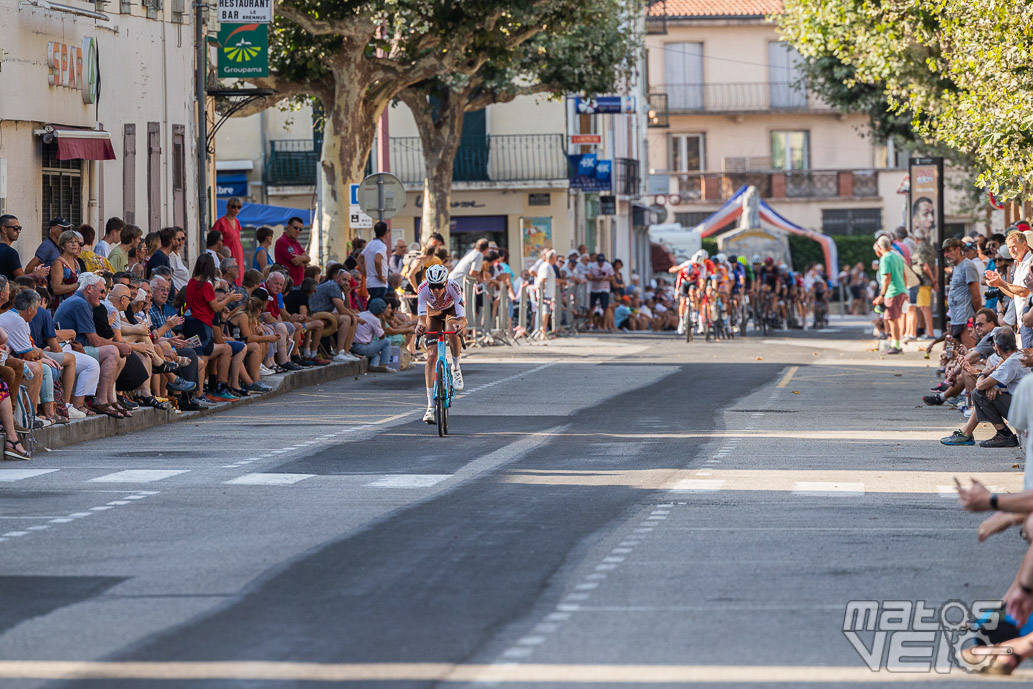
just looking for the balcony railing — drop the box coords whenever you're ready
[614,158,641,196]
[645,0,667,35]
[649,82,834,115]
[390,134,567,185]
[266,139,320,187]
[647,92,669,128]
[653,169,879,203]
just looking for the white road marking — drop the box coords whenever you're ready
[89,470,188,483]
[224,473,315,486]
[0,469,58,481]
[669,479,726,492]
[89,506,114,512]
[793,481,865,497]
[367,474,450,488]
[3,531,29,537]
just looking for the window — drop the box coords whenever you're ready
[41,142,82,231]
[668,133,704,172]
[664,42,703,111]
[771,131,809,170]
[822,208,882,236]
[123,124,136,224]
[675,212,711,228]
[768,42,807,109]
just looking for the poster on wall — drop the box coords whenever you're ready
[521,216,552,267]
[908,156,944,326]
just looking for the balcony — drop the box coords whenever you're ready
[390,134,567,185]
[647,93,669,128]
[614,158,641,197]
[648,82,834,116]
[653,169,879,203]
[266,139,319,187]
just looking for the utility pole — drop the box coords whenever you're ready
[195,0,209,243]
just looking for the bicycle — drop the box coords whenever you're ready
[424,327,460,437]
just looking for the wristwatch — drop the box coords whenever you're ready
[990,493,999,510]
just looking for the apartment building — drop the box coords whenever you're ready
[644,0,978,238]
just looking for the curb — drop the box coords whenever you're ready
[32,358,369,452]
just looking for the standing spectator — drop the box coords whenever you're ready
[252,226,274,273]
[449,238,490,284]
[49,230,82,310]
[274,217,310,287]
[361,221,390,300]
[105,224,142,274]
[535,250,558,333]
[987,229,1033,347]
[0,213,48,281]
[145,228,174,279]
[94,217,123,258]
[943,236,983,348]
[872,235,908,354]
[212,197,246,285]
[77,224,113,274]
[350,298,395,373]
[25,217,72,274]
[205,230,224,264]
[588,253,615,329]
[389,239,408,275]
[183,254,243,401]
[169,226,190,292]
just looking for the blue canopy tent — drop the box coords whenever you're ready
[215,199,314,227]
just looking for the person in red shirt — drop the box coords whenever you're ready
[183,254,242,401]
[212,197,246,286]
[274,216,311,287]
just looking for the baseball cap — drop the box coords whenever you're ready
[998,245,1013,260]
[941,237,964,251]
[49,217,72,229]
[596,253,606,262]
[963,241,977,251]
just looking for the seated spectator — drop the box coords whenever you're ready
[282,277,329,365]
[149,275,207,411]
[145,227,174,279]
[308,264,359,362]
[351,298,396,373]
[227,291,276,393]
[105,224,142,274]
[53,273,132,418]
[206,230,224,264]
[25,217,72,274]
[925,308,999,406]
[252,226,274,274]
[261,270,306,372]
[183,254,243,402]
[77,224,114,274]
[211,286,251,397]
[49,230,82,310]
[30,286,98,418]
[0,330,31,458]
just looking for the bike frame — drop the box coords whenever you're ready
[425,329,458,436]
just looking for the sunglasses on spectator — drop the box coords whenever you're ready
[3,225,21,232]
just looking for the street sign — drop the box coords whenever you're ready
[575,96,636,115]
[357,173,406,222]
[570,134,602,145]
[218,0,272,23]
[217,24,268,78]
[348,183,373,230]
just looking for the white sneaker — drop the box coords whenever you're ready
[452,364,464,391]
[259,364,275,376]
[677,321,686,335]
[423,406,435,423]
[333,351,351,362]
[65,404,87,419]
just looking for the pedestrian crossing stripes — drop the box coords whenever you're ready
[224,473,315,486]
[0,469,57,481]
[88,470,189,483]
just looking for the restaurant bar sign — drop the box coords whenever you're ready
[47,37,100,105]
[218,0,272,23]
[218,24,269,78]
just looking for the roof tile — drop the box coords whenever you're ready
[649,0,783,18]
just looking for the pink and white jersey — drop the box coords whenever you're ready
[417,280,466,317]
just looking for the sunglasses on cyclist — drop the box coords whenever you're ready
[428,283,446,291]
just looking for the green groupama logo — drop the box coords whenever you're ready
[223,24,263,63]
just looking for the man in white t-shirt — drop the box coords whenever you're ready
[450,238,490,284]
[988,229,1033,345]
[360,221,390,300]
[970,328,1027,448]
[536,250,558,332]
[587,254,615,330]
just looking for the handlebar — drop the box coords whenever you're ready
[423,331,459,335]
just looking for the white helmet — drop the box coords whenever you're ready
[425,264,448,284]
[715,253,727,263]
[692,249,708,263]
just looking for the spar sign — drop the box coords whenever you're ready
[218,24,269,78]
[47,37,100,105]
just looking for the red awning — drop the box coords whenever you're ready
[51,126,116,161]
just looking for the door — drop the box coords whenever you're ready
[454,108,488,182]
[147,122,161,230]
[769,42,808,109]
[123,124,136,224]
[664,42,703,111]
[172,125,186,231]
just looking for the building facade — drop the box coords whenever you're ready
[0,0,198,263]
[644,0,979,242]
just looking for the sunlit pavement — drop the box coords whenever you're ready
[0,316,1029,687]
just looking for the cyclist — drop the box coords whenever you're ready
[415,264,468,423]
[672,249,712,335]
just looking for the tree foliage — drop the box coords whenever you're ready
[777,0,1033,199]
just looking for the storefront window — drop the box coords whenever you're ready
[41,142,82,230]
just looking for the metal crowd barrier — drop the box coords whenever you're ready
[456,276,583,346]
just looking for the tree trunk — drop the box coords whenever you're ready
[406,89,466,245]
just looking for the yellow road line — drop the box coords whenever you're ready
[0,661,1027,682]
[776,365,799,388]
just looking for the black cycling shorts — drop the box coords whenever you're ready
[424,306,458,347]
[679,282,696,298]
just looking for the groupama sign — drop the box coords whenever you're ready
[217,24,268,78]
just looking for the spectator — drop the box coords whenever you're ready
[168,226,190,292]
[389,239,408,275]
[943,236,983,348]
[221,258,241,294]
[0,214,47,281]
[252,226,274,274]
[344,238,366,272]
[205,230,224,265]
[212,197,246,285]
[29,286,97,418]
[94,217,123,259]
[145,228,174,279]
[227,293,276,393]
[260,271,305,371]
[535,249,558,333]
[49,230,83,310]
[281,277,330,365]
[77,224,113,274]
[210,286,251,397]
[53,273,132,418]
[0,336,31,458]
[105,224,142,275]
[361,222,390,300]
[25,217,72,274]
[148,275,207,411]
[971,328,1026,447]
[588,253,616,329]
[308,265,360,362]
[988,229,1033,347]
[183,254,243,402]
[449,238,490,285]
[350,298,396,372]
[273,217,310,287]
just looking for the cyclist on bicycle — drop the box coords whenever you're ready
[673,249,712,335]
[415,264,468,423]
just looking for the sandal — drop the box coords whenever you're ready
[93,403,127,419]
[138,396,171,411]
[4,438,31,461]
[76,406,96,417]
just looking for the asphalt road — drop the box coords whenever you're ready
[1,321,1031,687]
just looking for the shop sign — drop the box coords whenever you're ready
[47,37,100,105]
[218,24,269,78]
[218,0,273,23]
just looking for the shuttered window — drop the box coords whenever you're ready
[41,142,83,232]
